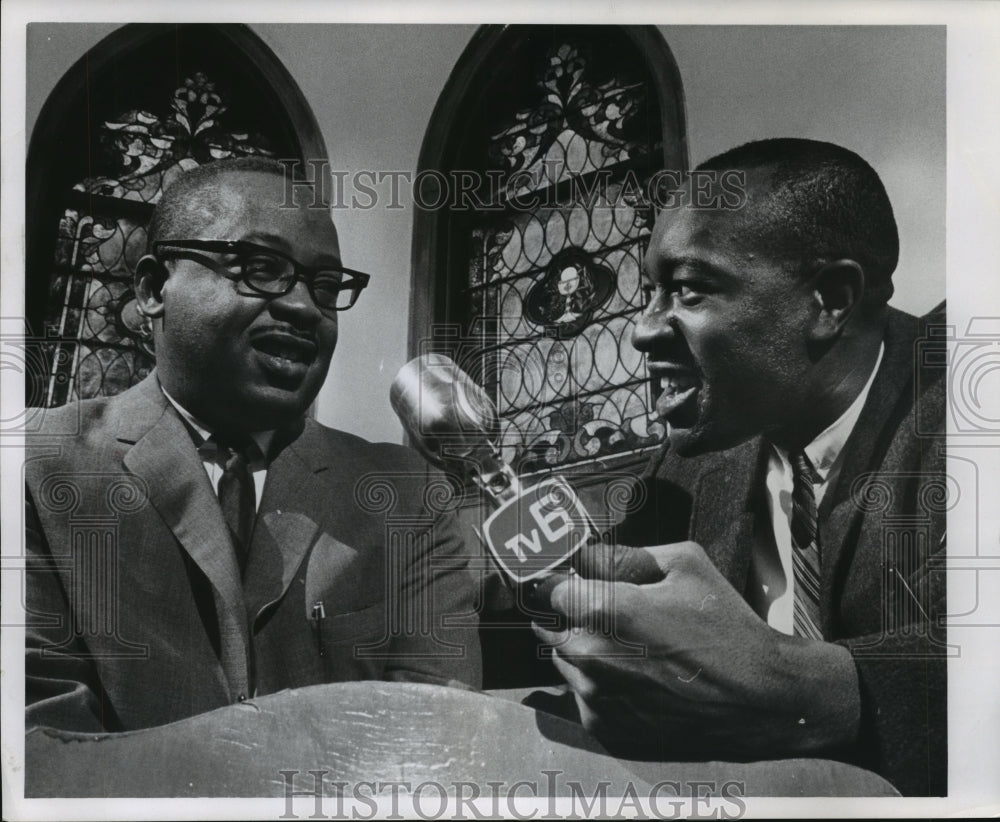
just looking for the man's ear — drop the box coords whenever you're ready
[809,259,864,341]
[134,255,167,318]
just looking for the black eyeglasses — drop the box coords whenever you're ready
[152,239,371,311]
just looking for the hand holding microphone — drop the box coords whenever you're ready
[390,354,660,588]
[390,357,854,764]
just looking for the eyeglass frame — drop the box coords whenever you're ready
[151,239,371,312]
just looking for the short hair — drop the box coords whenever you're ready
[145,156,293,252]
[697,138,899,304]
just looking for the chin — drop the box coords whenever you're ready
[667,420,750,458]
[238,387,316,430]
[666,427,711,457]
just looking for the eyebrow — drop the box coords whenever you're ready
[238,232,343,267]
[643,256,731,283]
[238,231,293,252]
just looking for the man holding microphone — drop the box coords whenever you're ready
[532,138,946,797]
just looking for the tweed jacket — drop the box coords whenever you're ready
[25,374,482,732]
[613,307,947,796]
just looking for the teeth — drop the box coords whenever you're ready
[256,340,311,363]
[654,370,700,420]
[656,381,699,418]
[275,345,300,361]
[659,373,696,394]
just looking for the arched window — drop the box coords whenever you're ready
[411,25,686,477]
[26,24,326,407]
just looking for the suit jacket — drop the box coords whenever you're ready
[613,307,947,796]
[25,374,482,732]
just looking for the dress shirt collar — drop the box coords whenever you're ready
[774,341,884,482]
[159,383,274,460]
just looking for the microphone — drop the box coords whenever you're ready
[391,353,595,585]
[391,354,663,587]
[390,353,520,505]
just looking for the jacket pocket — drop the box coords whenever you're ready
[313,600,387,648]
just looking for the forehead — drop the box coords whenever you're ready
[646,205,751,269]
[188,170,340,255]
[645,174,780,274]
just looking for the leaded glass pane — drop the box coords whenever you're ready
[464,38,665,471]
[489,44,649,200]
[43,212,153,405]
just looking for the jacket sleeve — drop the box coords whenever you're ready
[835,498,948,796]
[835,318,949,797]
[610,437,947,796]
[25,484,120,733]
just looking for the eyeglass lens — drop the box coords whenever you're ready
[240,250,356,310]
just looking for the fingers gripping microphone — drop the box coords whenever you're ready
[391,354,595,586]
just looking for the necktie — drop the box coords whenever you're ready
[214,436,257,575]
[789,450,823,640]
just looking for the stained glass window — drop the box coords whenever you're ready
[454,32,680,473]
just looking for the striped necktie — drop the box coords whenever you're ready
[789,450,823,640]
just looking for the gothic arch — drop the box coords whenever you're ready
[409,25,687,473]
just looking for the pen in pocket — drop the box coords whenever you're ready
[312,601,326,657]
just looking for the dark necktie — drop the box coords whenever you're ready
[789,450,823,640]
[213,436,257,575]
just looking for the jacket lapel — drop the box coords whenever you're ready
[689,439,765,592]
[818,309,919,621]
[242,422,319,624]
[117,375,249,698]
[243,420,368,624]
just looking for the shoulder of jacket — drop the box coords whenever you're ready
[302,419,435,472]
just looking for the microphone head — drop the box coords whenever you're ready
[390,354,500,470]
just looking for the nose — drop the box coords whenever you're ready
[268,277,326,328]
[631,290,676,353]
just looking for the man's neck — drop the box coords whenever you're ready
[769,339,885,457]
[159,383,275,457]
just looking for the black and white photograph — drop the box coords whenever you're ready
[2,1,998,818]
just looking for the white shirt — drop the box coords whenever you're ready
[748,343,885,634]
[160,387,273,510]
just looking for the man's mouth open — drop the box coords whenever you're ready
[650,366,701,426]
[250,331,318,383]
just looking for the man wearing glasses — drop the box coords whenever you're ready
[24,158,482,733]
